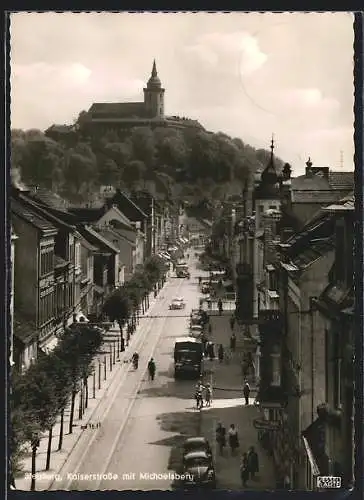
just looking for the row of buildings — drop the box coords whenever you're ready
[210,141,355,490]
[9,185,187,373]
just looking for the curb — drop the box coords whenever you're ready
[49,286,169,487]
[20,284,169,491]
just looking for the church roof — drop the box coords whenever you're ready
[89,102,146,118]
[254,136,280,200]
[146,59,162,89]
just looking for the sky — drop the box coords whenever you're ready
[10,12,355,175]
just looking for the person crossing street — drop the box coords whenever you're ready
[243,381,251,405]
[147,358,156,381]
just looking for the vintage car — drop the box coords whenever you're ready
[189,324,203,338]
[169,297,186,310]
[182,437,213,462]
[181,450,216,489]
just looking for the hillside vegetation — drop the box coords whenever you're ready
[11,121,285,204]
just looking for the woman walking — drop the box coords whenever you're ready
[205,383,212,407]
[228,424,239,455]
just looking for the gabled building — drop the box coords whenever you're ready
[274,209,337,489]
[11,198,58,369]
[78,225,120,318]
[302,194,355,490]
[285,158,354,229]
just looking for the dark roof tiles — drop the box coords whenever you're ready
[11,199,57,232]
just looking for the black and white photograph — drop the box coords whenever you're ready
[8,11,356,492]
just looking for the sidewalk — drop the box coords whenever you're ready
[200,310,276,491]
[14,285,166,491]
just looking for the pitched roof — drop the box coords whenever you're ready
[291,171,354,192]
[129,193,161,215]
[89,102,146,118]
[328,171,354,190]
[11,199,57,233]
[68,207,106,222]
[283,211,336,258]
[13,189,75,231]
[25,187,70,212]
[106,190,148,221]
[323,192,355,212]
[291,190,352,203]
[79,226,119,254]
[291,237,335,270]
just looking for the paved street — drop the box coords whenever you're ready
[200,313,276,491]
[50,255,208,491]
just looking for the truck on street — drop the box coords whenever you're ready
[174,337,203,379]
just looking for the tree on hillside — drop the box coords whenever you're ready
[98,157,121,186]
[130,127,155,168]
[103,141,132,168]
[123,160,147,185]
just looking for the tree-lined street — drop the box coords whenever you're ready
[50,255,208,491]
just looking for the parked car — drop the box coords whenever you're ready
[170,298,186,310]
[181,450,216,488]
[182,437,212,462]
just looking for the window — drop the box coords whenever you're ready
[40,247,54,276]
[271,353,281,386]
[269,205,276,210]
[268,270,278,290]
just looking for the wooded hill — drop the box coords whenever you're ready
[11,120,286,205]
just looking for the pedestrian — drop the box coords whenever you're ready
[218,344,224,363]
[243,381,251,405]
[205,383,212,407]
[247,446,259,480]
[195,382,204,409]
[240,453,249,487]
[228,424,239,455]
[120,336,125,352]
[148,358,156,381]
[283,474,291,489]
[208,342,215,360]
[218,299,223,315]
[199,276,202,285]
[229,315,235,331]
[216,423,226,455]
[230,333,236,352]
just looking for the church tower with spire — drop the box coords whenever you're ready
[143,59,165,119]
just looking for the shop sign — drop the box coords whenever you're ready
[253,419,281,430]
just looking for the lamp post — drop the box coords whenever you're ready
[30,434,40,491]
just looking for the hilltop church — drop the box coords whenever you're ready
[79,60,203,134]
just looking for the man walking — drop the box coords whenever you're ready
[147,358,156,381]
[229,315,235,331]
[228,424,239,455]
[216,423,226,455]
[247,446,259,480]
[243,381,251,405]
[230,333,236,352]
[218,298,223,315]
